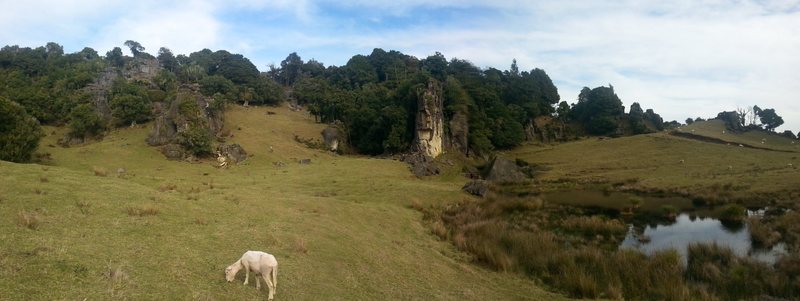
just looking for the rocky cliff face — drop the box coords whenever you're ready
[414,79,444,159]
[81,57,162,122]
[147,85,224,148]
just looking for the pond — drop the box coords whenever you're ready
[543,190,787,264]
[619,213,787,265]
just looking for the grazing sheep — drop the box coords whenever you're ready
[679,159,685,164]
[216,151,228,168]
[226,251,278,301]
[739,144,744,147]
[722,130,726,134]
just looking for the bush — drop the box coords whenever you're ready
[110,94,152,126]
[718,204,746,223]
[68,104,106,138]
[0,96,44,162]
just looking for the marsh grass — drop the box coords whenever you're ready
[433,187,800,300]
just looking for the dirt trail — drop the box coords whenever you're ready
[670,131,797,153]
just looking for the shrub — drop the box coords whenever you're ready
[68,104,106,138]
[718,204,746,223]
[0,96,44,162]
[110,94,151,126]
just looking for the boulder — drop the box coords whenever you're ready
[462,180,489,197]
[160,144,185,160]
[486,157,528,183]
[401,153,440,177]
[321,126,340,151]
[217,144,248,163]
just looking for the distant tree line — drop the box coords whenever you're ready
[0,41,283,160]
[1,42,690,162]
[272,50,563,155]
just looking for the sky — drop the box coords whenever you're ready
[2,0,799,131]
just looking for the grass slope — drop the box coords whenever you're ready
[511,123,799,204]
[0,105,565,300]
[680,119,799,152]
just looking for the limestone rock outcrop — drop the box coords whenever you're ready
[147,86,226,159]
[486,157,528,184]
[414,79,444,159]
[217,143,248,164]
[321,126,340,152]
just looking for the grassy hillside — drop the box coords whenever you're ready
[0,105,565,300]
[510,121,800,204]
[680,119,799,151]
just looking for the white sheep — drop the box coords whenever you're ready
[216,151,228,168]
[225,251,278,300]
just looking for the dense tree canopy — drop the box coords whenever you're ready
[0,41,685,159]
[570,86,624,135]
[0,96,43,162]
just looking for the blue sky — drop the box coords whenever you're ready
[2,0,799,131]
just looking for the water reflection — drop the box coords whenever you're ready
[620,213,786,264]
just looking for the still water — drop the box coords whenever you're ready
[619,213,787,264]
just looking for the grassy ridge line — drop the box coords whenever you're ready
[680,119,799,152]
[0,105,565,300]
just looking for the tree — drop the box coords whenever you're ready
[157,47,178,72]
[780,130,796,139]
[110,94,151,126]
[757,108,784,131]
[736,106,751,127]
[686,118,694,125]
[556,101,570,121]
[421,52,447,82]
[0,96,43,162]
[629,102,647,134]
[570,85,624,135]
[45,42,64,59]
[124,40,145,57]
[199,75,235,97]
[716,111,742,131]
[345,55,378,89]
[106,47,124,67]
[68,104,106,138]
[278,52,303,85]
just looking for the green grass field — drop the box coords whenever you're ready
[0,105,565,300]
[510,121,799,204]
[680,119,799,152]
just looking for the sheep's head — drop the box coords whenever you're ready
[224,266,235,282]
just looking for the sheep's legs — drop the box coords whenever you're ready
[264,274,275,300]
[256,274,261,290]
[244,268,249,285]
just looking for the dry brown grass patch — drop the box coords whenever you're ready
[76,200,91,214]
[125,205,160,217]
[295,237,308,254]
[17,211,40,230]
[158,184,177,192]
[93,166,108,177]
